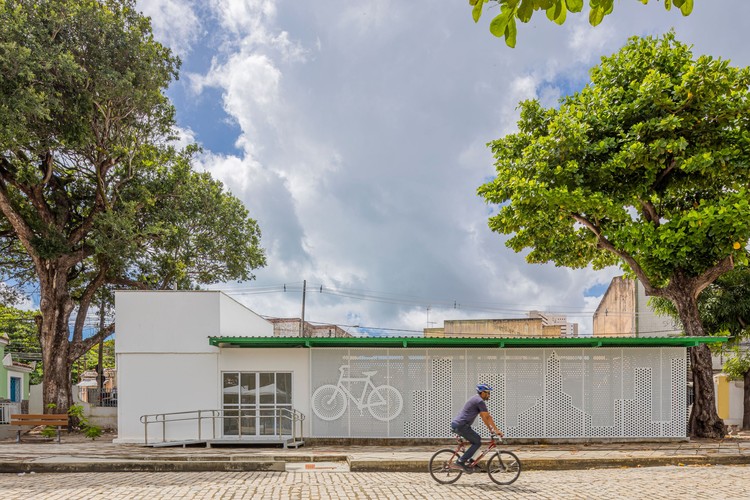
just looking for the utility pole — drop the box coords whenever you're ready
[300,280,307,337]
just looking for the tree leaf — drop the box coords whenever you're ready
[589,6,605,26]
[489,10,511,38]
[565,0,583,14]
[517,0,534,23]
[546,0,566,25]
[505,17,518,48]
[472,0,484,23]
[680,0,694,16]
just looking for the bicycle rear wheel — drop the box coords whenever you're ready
[428,449,463,484]
[487,450,521,485]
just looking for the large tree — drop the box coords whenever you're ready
[0,0,266,412]
[478,33,750,438]
[469,0,694,47]
[654,268,750,429]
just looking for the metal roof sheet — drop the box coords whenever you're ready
[208,335,728,349]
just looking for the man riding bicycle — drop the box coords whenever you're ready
[451,383,504,472]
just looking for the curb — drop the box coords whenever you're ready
[0,460,285,474]
[348,455,750,472]
[1,455,748,474]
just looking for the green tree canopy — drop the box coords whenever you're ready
[469,0,694,47]
[0,0,266,411]
[0,304,42,385]
[478,32,750,437]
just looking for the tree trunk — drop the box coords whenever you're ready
[38,264,76,414]
[744,370,750,430]
[668,280,727,438]
[688,344,726,438]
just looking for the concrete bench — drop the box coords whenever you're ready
[10,414,68,443]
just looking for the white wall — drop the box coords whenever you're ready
[219,294,273,337]
[115,291,273,443]
[117,353,219,443]
[117,291,222,354]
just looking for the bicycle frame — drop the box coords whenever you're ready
[335,368,381,410]
[452,434,497,467]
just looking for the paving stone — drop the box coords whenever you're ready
[0,466,748,499]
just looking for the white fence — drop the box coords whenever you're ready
[0,402,22,424]
[309,347,687,439]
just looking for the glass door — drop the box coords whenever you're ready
[222,372,292,437]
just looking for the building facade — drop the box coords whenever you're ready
[0,334,33,423]
[425,312,578,338]
[593,277,681,337]
[115,291,724,444]
[268,318,351,338]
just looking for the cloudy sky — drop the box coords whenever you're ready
[136,0,750,336]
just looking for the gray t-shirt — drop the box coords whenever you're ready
[451,394,488,427]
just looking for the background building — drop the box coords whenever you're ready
[0,334,33,423]
[268,318,351,338]
[425,313,578,338]
[593,277,681,337]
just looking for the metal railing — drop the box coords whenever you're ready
[0,402,22,424]
[139,407,305,446]
[82,389,118,407]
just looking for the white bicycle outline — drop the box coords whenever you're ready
[311,365,403,422]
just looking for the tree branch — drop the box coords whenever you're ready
[71,266,109,345]
[653,158,676,191]
[107,277,150,290]
[69,323,115,362]
[695,255,735,297]
[639,198,660,227]
[0,178,43,271]
[571,212,663,296]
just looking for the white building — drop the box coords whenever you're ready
[115,290,726,445]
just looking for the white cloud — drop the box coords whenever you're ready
[162,0,750,335]
[137,0,201,57]
[194,51,282,141]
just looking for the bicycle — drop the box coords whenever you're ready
[311,365,403,422]
[429,433,521,486]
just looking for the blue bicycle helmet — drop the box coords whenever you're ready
[476,383,493,393]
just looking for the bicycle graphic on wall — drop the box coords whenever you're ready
[312,365,404,422]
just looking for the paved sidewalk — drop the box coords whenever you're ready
[1,432,750,473]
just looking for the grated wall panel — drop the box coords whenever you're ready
[309,347,688,439]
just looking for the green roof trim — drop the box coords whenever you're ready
[208,336,728,349]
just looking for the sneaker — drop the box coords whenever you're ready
[456,462,476,473]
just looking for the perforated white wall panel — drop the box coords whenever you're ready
[309,347,687,439]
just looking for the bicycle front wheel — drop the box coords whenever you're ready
[487,450,521,485]
[429,449,463,484]
[311,385,347,421]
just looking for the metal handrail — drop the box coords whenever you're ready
[139,408,305,446]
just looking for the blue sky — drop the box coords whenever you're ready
[135,0,750,336]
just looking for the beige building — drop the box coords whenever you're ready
[424,313,578,338]
[268,318,352,338]
[593,276,681,337]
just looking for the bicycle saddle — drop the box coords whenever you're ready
[362,371,377,376]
